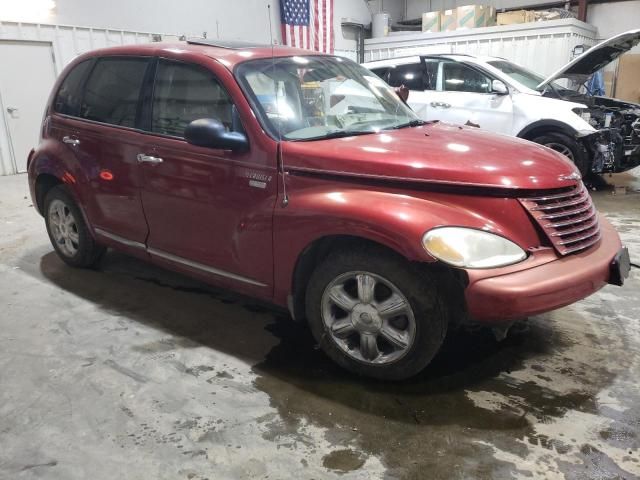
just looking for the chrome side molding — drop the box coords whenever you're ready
[93,227,266,288]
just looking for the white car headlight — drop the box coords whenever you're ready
[422,227,527,269]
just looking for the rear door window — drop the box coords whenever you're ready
[54,60,93,116]
[387,62,425,91]
[80,57,149,128]
[151,59,238,138]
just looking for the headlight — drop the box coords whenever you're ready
[422,227,527,269]
[572,107,592,124]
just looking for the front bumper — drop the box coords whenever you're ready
[465,217,624,323]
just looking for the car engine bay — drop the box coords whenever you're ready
[545,88,640,173]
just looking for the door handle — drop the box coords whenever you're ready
[137,153,163,165]
[62,136,80,146]
[430,102,451,109]
[6,107,17,113]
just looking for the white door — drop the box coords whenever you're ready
[0,41,57,173]
[430,60,514,134]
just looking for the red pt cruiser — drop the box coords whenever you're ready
[27,41,630,380]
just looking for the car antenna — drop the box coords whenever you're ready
[268,3,289,207]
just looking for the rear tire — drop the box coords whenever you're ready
[44,186,105,268]
[531,132,590,177]
[305,246,449,380]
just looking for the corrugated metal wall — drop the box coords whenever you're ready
[0,21,170,74]
[0,21,170,175]
[363,19,597,77]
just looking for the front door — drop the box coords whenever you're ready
[0,41,57,174]
[430,60,514,133]
[139,58,276,294]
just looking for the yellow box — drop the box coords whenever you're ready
[497,10,536,25]
[441,9,457,31]
[421,11,441,33]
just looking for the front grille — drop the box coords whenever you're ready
[519,183,601,255]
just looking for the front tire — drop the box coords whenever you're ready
[531,132,590,177]
[305,247,448,380]
[44,186,105,268]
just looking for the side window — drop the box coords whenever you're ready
[387,63,425,91]
[369,67,390,82]
[441,61,492,93]
[54,60,92,116]
[80,57,148,128]
[151,60,237,138]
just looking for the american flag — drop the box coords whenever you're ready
[280,0,334,53]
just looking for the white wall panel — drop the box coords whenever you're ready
[0,20,159,74]
[0,21,161,175]
[364,19,597,78]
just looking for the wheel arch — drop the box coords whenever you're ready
[287,234,467,325]
[516,119,578,141]
[34,173,63,215]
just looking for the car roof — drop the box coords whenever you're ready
[363,53,506,68]
[72,41,319,70]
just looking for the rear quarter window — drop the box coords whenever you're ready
[79,57,149,128]
[54,60,93,116]
[368,67,390,82]
[387,63,425,91]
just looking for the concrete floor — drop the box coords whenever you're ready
[0,172,639,480]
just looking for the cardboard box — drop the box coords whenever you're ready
[497,10,536,25]
[441,9,457,31]
[456,5,486,29]
[616,53,640,103]
[485,6,497,26]
[421,11,441,33]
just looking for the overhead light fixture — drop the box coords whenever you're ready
[0,0,56,22]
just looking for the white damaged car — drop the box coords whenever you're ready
[364,29,640,177]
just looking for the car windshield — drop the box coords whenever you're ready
[487,60,566,92]
[235,56,420,141]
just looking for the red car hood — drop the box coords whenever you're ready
[282,122,580,191]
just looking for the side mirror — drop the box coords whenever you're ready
[184,118,249,152]
[492,79,508,95]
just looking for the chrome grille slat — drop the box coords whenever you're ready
[549,217,599,236]
[525,189,583,202]
[530,191,589,211]
[519,182,601,256]
[544,209,595,228]
[556,228,600,245]
[560,231,602,254]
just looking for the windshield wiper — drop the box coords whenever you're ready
[295,129,377,141]
[383,119,429,130]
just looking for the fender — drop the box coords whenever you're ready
[28,137,96,237]
[516,119,579,140]
[271,179,542,306]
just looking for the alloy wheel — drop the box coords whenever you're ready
[320,271,416,365]
[48,199,79,257]
[544,142,575,161]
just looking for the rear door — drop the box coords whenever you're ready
[138,58,275,295]
[384,59,438,120]
[430,60,514,133]
[50,56,151,248]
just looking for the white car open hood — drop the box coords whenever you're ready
[537,29,640,89]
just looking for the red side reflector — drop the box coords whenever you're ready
[62,172,76,184]
[99,170,114,181]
